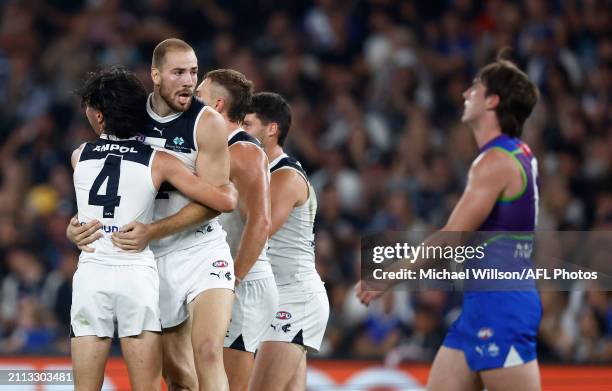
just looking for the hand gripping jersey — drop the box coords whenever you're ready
[142,95,226,257]
[73,134,157,267]
[267,153,321,285]
[218,129,273,282]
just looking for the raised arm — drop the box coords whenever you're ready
[229,144,271,281]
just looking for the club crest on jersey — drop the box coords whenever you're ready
[275,311,291,320]
[212,260,228,268]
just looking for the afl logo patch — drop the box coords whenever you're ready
[477,328,494,340]
[275,311,292,320]
[212,260,228,268]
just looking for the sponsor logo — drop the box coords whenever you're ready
[92,144,138,153]
[102,225,120,233]
[82,222,119,233]
[477,328,494,340]
[212,260,228,268]
[153,126,164,136]
[173,137,185,146]
[475,346,484,356]
[276,311,292,320]
[210,271,221,279]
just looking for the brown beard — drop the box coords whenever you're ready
[159,83,192,113]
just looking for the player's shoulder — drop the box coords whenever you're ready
[472,147,517,179]
[270,154,309,189]
[185,96,206,117]
[270,154,306,176]
[195,105,224,133]
[228,129,262,148]
[71,142,87,168]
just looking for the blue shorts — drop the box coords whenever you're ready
[443,291,542,371]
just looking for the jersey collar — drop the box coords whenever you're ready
[146,94,183,123]
[269,153,288,169]
[227,127,244,141]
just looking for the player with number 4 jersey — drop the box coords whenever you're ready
[70,67,236,391]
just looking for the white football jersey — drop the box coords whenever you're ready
[267,153,321,285]
[73,134,157,267]
[218,129,273,282]
[143,95,226,257]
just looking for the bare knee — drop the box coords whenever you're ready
[194,337,223,365]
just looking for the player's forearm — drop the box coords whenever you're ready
[149,202,218,240]
[233,215,271,280]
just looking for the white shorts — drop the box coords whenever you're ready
[224,277,278,353]
[71,262,161,338]
[157,241,234,328]
[263,280,329,352]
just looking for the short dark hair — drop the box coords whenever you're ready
[249,92,292,146]
[77,66,148,139]
[152,38,194,69]
[204,69,253,123]
[477,56,538,138]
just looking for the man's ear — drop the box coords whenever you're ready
[215,98,225,114]
[151,68,160,87]
[485,94,500,110]
[267,122,279,139]
[96,111,104,126]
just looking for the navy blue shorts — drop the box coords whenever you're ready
[443,291,542,371]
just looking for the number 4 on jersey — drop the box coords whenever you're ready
[89,154,122,218]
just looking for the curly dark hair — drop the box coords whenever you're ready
[204,69,253,123]
[249,92,292,146]
[77,66,148,139]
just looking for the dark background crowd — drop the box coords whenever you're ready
[0,0,611,364]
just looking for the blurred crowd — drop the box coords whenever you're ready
[0,0,611,363]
